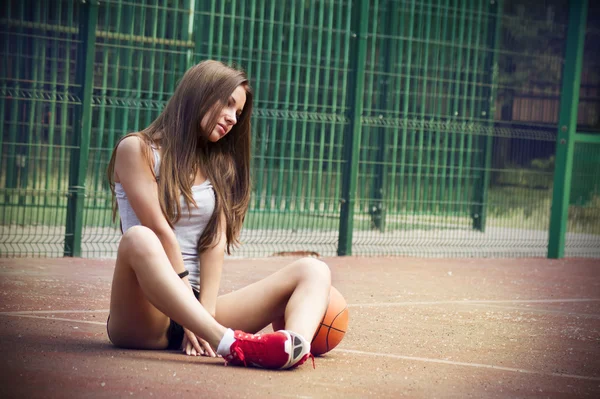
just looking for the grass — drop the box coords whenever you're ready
[2,186,599,236]
[2,155,598,236]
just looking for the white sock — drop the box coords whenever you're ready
[216,328,236,356]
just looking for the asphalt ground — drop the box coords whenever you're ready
[1,256,599,398]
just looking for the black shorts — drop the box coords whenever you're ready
[107,287,200,350]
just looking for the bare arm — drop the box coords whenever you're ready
[115,136,212,356]
[198,212,227,317]
[114,136,186,276]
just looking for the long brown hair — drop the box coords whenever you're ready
[107,60,253,254]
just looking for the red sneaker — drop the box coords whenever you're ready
[224,330,312,369]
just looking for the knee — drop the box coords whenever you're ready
[118,225,162,259]
[295,257,331,286]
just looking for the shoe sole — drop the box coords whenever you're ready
[279,330,310,369]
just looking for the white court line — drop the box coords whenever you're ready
[338,349,600,382]
[468,303,600,319]
[348,298,600,308]
[0,313,105,325]
[0,309,109,315]
[2,298,599,315]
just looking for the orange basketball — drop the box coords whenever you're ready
[311,286,349,356]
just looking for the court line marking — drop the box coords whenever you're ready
[2,297,599,317]
[466,303,600,319]
[338,349,600,382]
[348,298,600,307]
[0,313,105,325]
[0,309,109,315]
[3,298,598,316]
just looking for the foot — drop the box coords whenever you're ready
[224,330,312,369]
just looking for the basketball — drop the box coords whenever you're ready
[311,286,349,356]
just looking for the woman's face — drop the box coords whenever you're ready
[202,85,247,142]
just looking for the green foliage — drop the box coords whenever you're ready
[530,155,555,171]
[494,156,555,189]
[568,193,600,234]
[498,0,573,85]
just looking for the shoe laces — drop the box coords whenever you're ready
[225,345,247,367]
[295,352,316,369]
[224,333,269,367]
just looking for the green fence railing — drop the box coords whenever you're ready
[1,0,599,259]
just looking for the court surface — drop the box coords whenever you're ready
[1,256,599,398]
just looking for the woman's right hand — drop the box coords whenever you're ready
[181,327,203,356]
[181,328,217,357]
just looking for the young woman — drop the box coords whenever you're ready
[105,60,331,369]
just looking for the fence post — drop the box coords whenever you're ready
[472,0,502,232]
[338,0,369,256]
[64,0,98,257]
[548,0,588,259]
[369,0,396,233]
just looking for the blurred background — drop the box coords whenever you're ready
[1,0,598,258]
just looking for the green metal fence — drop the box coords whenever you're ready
[1,0,599,258]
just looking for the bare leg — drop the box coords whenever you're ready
[107,226,226,349]
[215,258,331,341]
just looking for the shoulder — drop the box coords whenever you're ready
[116,135,146,158]
[114,134,155,182]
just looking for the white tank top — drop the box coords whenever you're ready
[114,146,215,291]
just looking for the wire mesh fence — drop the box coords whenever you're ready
[1,0,599,258]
